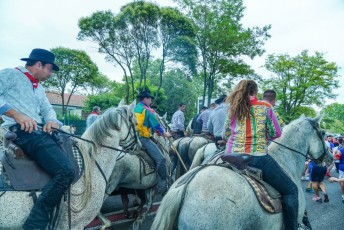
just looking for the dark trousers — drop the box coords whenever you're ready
[248,154,299,230]
[139,137,167,186]
[13,128,75,230]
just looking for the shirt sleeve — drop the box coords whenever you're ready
[266,107,282,140]
[176,112,185,131]
[147,111,165,135]
[207,114,214,135]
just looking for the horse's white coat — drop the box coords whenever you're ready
[0,102,136,230]
[151,116,332,230]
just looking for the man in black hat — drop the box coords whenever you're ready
[134,91,172,194]
[0,48,75,229]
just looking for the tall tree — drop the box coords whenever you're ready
[263,50,339,123]
[175,0,270,106]
[78,10,136,103]
[42,47,98,117]
[156,6,197,99]
[116,1,160,89]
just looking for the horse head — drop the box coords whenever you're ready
[304,115,333,163]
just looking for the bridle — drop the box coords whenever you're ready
[269,119,328,161]
[52,107,139,153]
[117,107,140,151]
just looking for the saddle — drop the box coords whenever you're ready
[0,129,81,191]
[198,153,281,214]
[129,149,156,176]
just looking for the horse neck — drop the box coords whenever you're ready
[70,131,122,214]
[268,128,307,180]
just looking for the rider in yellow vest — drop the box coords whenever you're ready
[134,91,172,194]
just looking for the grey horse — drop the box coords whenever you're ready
[151,115,332,230]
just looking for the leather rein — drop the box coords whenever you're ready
[269,119,328,162]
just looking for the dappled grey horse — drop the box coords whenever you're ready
[152,115,332,230]
[0,103,138,229]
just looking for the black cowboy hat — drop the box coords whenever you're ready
[137,91,155,99]
[215,94,227,104]
[21,48,59,71]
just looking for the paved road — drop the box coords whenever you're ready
[96,168,344,230]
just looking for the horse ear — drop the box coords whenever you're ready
[118,99,125,107]
[128,100,136,111]
[300,114,306,119]
[313,114,324,124]
[163,112,167,120]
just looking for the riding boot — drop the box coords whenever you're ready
[23,201,53,230]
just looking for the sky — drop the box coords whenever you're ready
[1,0,343,104]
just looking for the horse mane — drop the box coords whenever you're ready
[79,107,123,156]
[71,106,128,213]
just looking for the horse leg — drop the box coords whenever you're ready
[132,192,139,206]
[98,212,112,230]
[120,193,132,219]
[132,188,153,230]
[137,189,147,213]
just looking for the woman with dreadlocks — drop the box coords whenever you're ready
[223,80,301,230]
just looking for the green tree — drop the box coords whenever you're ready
[82,73,114,95]
[116,1,160,89]
[78,10,136,103]
[84,92,121,113]
[321,103,344,134]
[78,3,198,102]
[42,47,99,117]
[263,50,339,123]
[175,0,270,106]
[156,6,197,99]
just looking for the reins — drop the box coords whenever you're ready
[52,127,129,153]
[269,118,328,162]
[269,139,308,159]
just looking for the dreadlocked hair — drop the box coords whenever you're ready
[226,79,258,121]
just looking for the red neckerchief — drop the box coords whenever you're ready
[15,67,39,89]
[249,95,258,103]
[91,111,99,115]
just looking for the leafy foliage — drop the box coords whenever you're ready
[262,50,339,123]
[175,0,270,106]
[42,47,99,116]
[321,103,344,134]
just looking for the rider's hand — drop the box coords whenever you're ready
[43,121,59,134]
[10,111,37,133]
[163,132,172,138]
[328,177,337,183]
[184,131,188,137]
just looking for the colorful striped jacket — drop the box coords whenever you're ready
[134,102,164,138]
[223,96,282,155]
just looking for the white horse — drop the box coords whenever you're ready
[0,102,138,229]
[189,142,218,169]
[97,110,173,230]
[172,136,213,179]
[152,115,332,230]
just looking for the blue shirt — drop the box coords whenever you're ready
[0,67,61,128]
[207,103,228,137]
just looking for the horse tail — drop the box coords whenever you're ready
[151,182,186,230]
[189,144,206,169]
